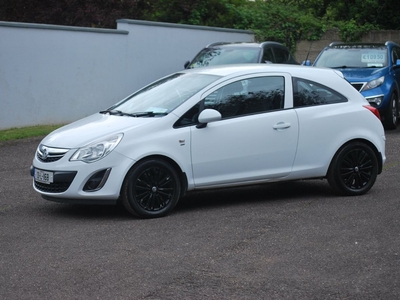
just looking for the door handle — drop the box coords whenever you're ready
[273,122,291,130]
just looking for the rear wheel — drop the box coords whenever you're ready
[384,93,398,130]
[327,142,378,196]
[121,159,181,218]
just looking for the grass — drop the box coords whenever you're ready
[0,124,64,142]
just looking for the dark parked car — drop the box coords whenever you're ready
[310,41,400,129]
[184,41,298,69]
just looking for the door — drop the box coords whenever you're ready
[190,75,299,187]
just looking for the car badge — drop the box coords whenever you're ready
[40,145,49,160]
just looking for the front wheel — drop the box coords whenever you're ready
[327,142,378,196]
[384,93,398,130]
[121,159,181,218]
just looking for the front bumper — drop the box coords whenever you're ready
[31,149,135,204]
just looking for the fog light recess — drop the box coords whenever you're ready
[366,95,384,106]
[83,168,111,192]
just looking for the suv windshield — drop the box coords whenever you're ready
[188,47,261,68]
[314,45,388,69]
[108,73,220,115]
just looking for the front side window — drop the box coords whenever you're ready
[273,48,289,63]
[392,46,400,64]
[174,76,285,127]
[293,77,347,107]
[262,47,274,63]
[206,77,284,118]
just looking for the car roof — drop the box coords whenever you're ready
[180,63,344,79]
[327,41,400,48]
[205,41,287,49]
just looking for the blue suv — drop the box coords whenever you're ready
[312,41,400,129]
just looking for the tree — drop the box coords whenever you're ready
[0,0,147,28]
[226,0,325,51]
[1,0,400,45]
[276,0,400,30]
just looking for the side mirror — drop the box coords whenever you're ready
[396,59,400,66]
[184,61,190,69]
[302,60,311,66]
[196,109,221,128]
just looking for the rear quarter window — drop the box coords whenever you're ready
[293,77,348,107]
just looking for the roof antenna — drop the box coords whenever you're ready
[302,40,313,66]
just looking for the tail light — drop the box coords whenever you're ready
[363,105,381,120]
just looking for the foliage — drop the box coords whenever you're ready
[142,0,247,27]
[337,20,376,42]
[277,0,400,30]
[1,0,399,47]
[226,0,325,51]
[0,0,148,28]
[0,125,63,142]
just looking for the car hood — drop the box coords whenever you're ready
[41,113,161,148]
[338,67,387,82]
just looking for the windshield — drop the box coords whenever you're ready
[108,73,220,115]
[188,47,261,68]
[314,45,388,68]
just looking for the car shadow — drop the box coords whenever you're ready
[40,201,133,220]
[175,179,334,213]
[40,180,335,220]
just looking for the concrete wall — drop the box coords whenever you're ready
[0,22,130,130]
[0,20,254,130]
[116,19,254,93]
[3,19,400,131]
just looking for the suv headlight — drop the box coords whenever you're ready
[70,133,123,163]
[362,76,384,91]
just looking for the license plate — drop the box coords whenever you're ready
[35,169,54,184]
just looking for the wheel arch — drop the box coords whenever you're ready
[122,154,188,197]
[327,138,383,176]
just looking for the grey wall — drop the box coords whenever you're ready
[117,20,255,93]
[0,20,254,130]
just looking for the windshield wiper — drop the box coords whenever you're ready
[128,111,168,117]
[100,109,121,115]
[331,65,360,69]
[100,110,167,117]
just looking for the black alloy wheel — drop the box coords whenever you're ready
[122,159,181,218]
[384,93,398,130]
[327,142,378,196]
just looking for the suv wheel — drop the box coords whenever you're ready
[384,93,398,130]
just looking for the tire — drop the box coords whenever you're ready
[384,93,398,130]
[121,159,181,218]
[327,142,378,196]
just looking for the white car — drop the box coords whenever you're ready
[31,65,386,218]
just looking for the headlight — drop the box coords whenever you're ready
[362,76,384,91]
[70,133,123,163]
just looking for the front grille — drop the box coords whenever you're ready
[35,181,71,193]
[36,152,64,163]
[351,83,365,92]
[36,145,69,163]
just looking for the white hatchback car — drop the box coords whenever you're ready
[31,65,386,218]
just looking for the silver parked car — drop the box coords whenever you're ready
[31,64,385,218]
